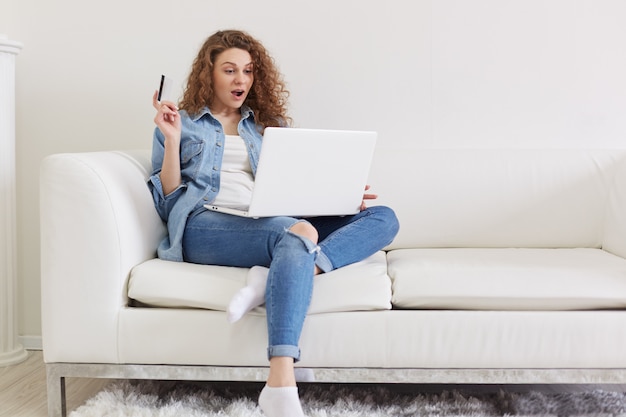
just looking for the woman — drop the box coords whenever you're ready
[149,29,399,417]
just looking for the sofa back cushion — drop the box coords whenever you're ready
[369,149,626,250]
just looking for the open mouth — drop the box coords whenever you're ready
[232,90,245,98]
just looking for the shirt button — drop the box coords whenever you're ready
[213,166,218,171]
[211,187,217,192]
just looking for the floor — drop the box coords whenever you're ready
[0,350,112,417]
[2,350,625,417]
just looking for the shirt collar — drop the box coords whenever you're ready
[190,105,254,122]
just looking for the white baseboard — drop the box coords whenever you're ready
[19,335,43,350]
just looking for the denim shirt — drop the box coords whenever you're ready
[147,105,263,261]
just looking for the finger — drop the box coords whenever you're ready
[363,193,378,200]
[165,111,179,123]
[152,90,160,109]
[161,104,180,119]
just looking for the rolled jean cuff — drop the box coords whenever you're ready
[267,345,301,362]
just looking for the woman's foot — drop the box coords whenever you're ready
[258,385,305,417]
[226,266,269,323]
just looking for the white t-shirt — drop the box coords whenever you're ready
[210,135,254,210]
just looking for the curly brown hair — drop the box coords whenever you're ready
[179,30,292,131]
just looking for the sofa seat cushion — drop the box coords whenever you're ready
[388,248,626,310]
[128,251,391,314]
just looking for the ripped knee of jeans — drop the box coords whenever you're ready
[308,245,321,255]
[285,226,320,256]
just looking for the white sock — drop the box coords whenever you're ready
[226,266,269,323]
[258,385,305,417]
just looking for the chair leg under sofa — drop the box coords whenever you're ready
[46,364,67,417]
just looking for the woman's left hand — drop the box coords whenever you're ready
[360,185,378,211]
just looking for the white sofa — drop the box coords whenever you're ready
[40,148,626,416]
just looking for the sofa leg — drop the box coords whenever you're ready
[46,365,67,417]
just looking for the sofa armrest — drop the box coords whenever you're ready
[40,150,165,363]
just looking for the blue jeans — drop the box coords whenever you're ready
[182,205,399,362]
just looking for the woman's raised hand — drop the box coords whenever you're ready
[152,90,181,142]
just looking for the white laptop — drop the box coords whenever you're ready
[204,127,377,218]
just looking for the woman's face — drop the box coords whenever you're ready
[210,48,254,113]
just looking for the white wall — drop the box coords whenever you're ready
[2,0,626,342]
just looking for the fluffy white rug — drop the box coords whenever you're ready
[69,380,626,417]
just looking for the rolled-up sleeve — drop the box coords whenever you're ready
[147,173,186,222]
[147,127,186,222]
